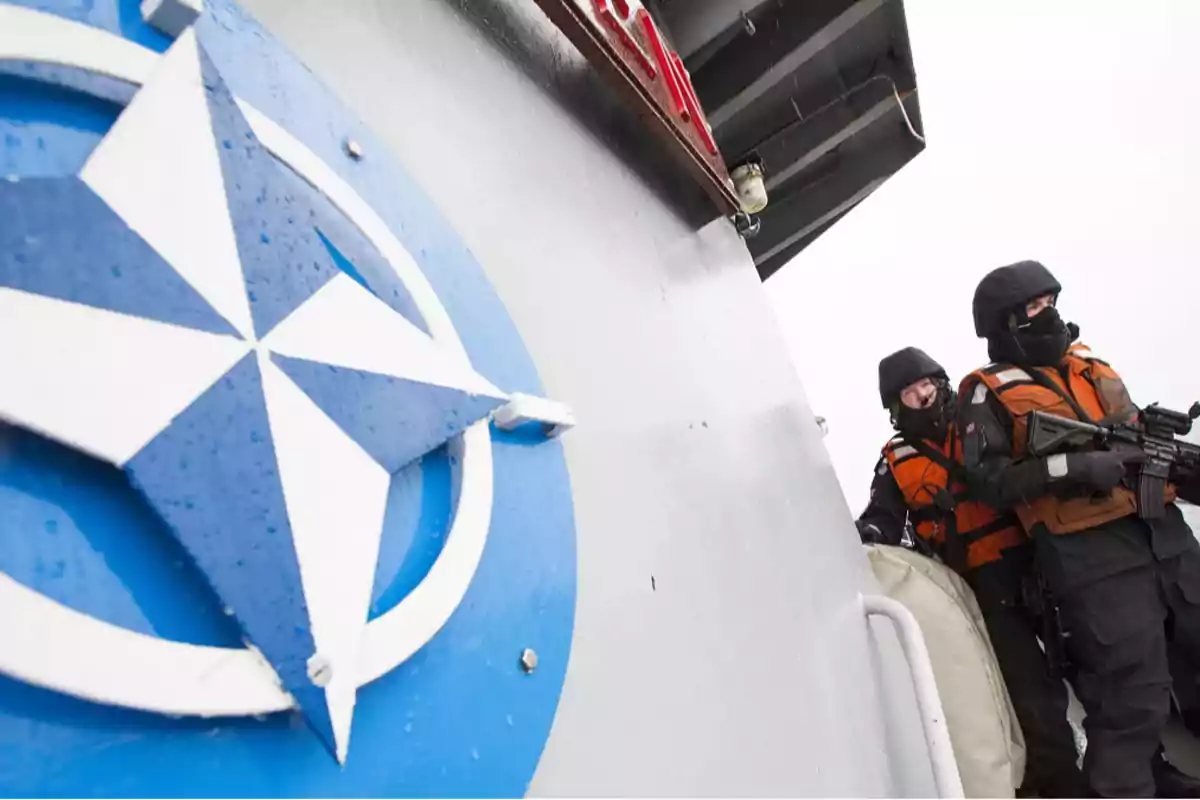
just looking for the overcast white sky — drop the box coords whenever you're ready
[766,1,1200,517]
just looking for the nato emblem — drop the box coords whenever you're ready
[0,1,576,795]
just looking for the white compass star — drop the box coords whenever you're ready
[0,29,507,762]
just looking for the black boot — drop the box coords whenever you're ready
[1154,751,1200,798]
[1017,766,1089,798]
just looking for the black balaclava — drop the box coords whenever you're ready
[894,380,956,442]
[878,347,954,442]
[988,304,1080,367]
[973,260,1079,367]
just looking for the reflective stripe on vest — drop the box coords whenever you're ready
[966,343,1171,534]
[882,430,1024,570]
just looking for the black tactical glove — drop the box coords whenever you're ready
[856,520,885,544]
[931,487,956,513]
[1060,449,1147,492]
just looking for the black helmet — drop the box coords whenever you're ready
[972,260,1061,337]
[878,347,948,408]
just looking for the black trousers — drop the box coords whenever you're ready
[972,561,1086,798]
[1048,539,1200,797]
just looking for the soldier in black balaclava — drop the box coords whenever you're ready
[959,260,1200,798]
[858,346,1086,797]
[856,346,954,547]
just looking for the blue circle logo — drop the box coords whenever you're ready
[0,1,576,795]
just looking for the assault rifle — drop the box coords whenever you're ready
[1021,570,1071,681]
[1026,402,1200,518]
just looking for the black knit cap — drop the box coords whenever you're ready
[878,347,947,408]
[972,260,1062,337]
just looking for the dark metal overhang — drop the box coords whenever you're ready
[654,0,926,280]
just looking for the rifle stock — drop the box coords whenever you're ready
[1025,404,1200,519]
[1026,412,1108,457]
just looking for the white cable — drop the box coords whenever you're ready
[891,84,926,144]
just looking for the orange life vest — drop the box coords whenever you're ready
[882,427,1024,571]
[962,343,1173,535]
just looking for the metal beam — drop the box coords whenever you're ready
[707,0,887,128]
[714,49,913,159]
[753,176,887,267]
[755,209,849,280]
[746,90,921,266]
[691,0,874,116]
[752,90,923,278]
[657,0,769,60]
[763,96,897,191]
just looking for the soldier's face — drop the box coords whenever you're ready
[900,377,938,410]
[1025,293,1055,319]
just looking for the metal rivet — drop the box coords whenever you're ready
[307,654,333,687]
[519,648,538,674]
[343,138,364,161]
